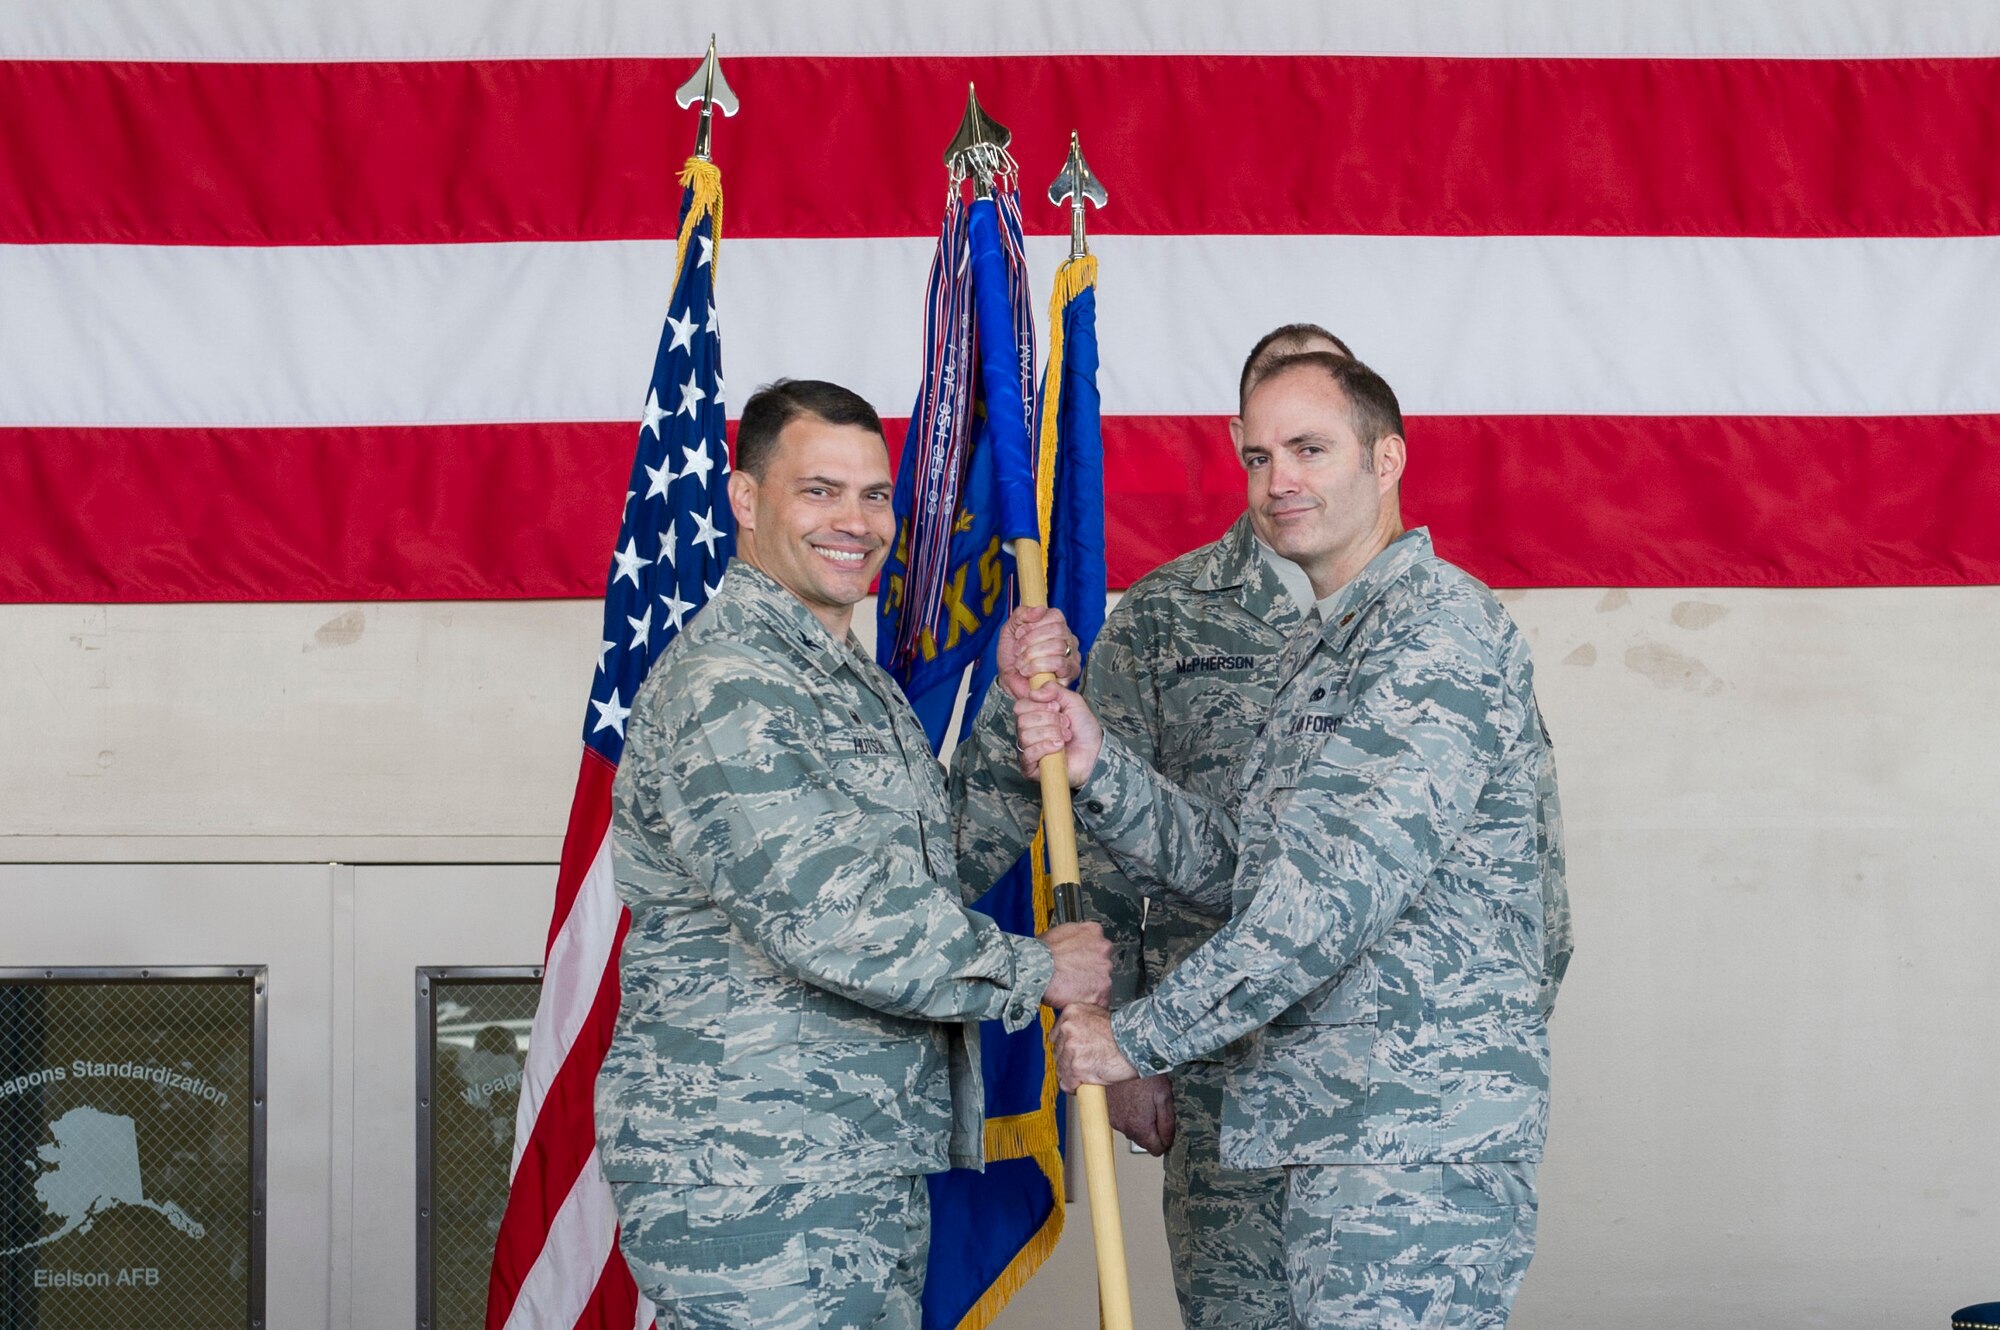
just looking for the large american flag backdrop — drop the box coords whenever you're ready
[5,2,1999,604]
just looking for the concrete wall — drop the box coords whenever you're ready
[3,587,1996,1327]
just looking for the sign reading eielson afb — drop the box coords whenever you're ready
[1,972,261,1329]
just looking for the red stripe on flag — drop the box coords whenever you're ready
[7,415,2000,601]
[549,753,617,956]
[0,422,634,602]
[1031,413,2000,589]
[4,55,1997,245]
[1401,413,2000,588]
[582,1242,646,1330]
[486,888,631,1329]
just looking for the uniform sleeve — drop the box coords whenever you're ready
[1533,708,1573,1019]
[646,670,1053,1033]
[1073,729,1241,917]
[1107,612,1513,1074]
[945,602,1173,1005]
[947,689,1046,904]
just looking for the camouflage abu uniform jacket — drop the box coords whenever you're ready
[597,564,1055,1187]
[957,515,1304,1028]
[1077,519,1311,1025]
[1077,529,1571,1168]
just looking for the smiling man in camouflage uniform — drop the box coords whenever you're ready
[957,322,1346,1329]
[597,379,1112,1330]
[1021,354,1571,1329]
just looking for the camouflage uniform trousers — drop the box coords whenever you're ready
[1162,1057,1292,1329]
[1281,1163,1538,1330]
[611,1174,927,1330]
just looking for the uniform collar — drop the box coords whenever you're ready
[715,563,937,766]
[1189,514,1305,627]
[720,562,860,681]
[1313,527,1433,651]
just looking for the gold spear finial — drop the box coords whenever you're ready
[944,83,1014,198]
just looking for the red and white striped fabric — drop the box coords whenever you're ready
[5,3,1999,605]
[498,757,648,1330]
[486,152,723,1330]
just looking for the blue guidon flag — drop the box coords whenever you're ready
[878,180,1040,748]
[878,163,1106,1329]
[487,158,731,1330]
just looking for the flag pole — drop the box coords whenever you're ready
[1014,541,1135,1330]
[486,40,738,1330]
[1012,129,1133,1330]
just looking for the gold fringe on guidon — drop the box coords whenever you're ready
[956,253,1101,1330]
[982,820,1061,1165]
[674,158,723,281]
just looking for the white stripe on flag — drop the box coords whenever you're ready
[8,235,2000,428]
[501,1147,625,1330]
[512,828,620,1178]
[6,0,1998,61]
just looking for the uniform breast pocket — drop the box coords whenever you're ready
[1254,766,1324,844]
[1159,716,1257,758]
[1264,668,1358,768]
[1255,726,1334,805]
[796,984,933,1044]
[827,747,917,813]
[1269,958,1378,1028]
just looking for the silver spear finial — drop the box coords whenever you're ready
[674,35,739,162]
[1047,130,1108,259]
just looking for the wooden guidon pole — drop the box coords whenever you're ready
[1011,539,1135,1330]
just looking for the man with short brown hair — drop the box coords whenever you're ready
[961,324,1353,1328]
[599,378,1111,1330]
[1027,353,1569,1329]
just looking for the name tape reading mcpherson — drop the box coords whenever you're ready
[0,1062,230,1107]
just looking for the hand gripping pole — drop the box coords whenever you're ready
[1011,539,1134,1330]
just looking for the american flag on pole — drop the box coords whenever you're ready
[4,7,1999,597]
[484,158,732,1330]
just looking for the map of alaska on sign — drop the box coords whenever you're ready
[0,1106,206,1256]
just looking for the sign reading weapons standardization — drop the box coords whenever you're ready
[1,972,261,1329]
